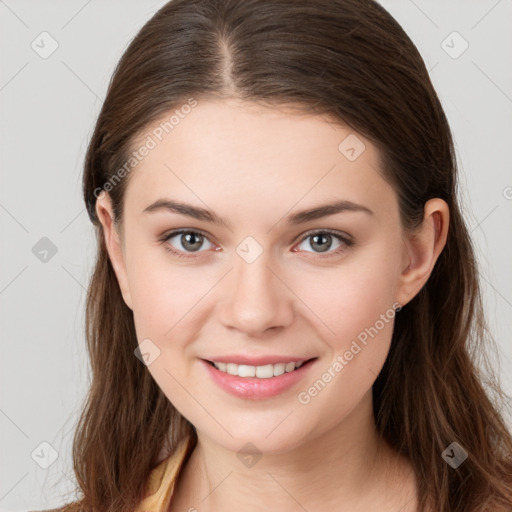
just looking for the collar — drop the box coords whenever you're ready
[136,432,194,511]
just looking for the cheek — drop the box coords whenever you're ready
[293,257,400,418]
[293,245,401,349]
[126,253,210,403]
[125,241,199,332]
[290,243,402,412]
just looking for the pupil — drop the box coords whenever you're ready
[311,234,331,253]
[182,232,203,251]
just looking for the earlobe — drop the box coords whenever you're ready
[396,198,449,307]
[95,193,133,310]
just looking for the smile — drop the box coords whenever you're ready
[209,360,304,378]
[202,358,317,399]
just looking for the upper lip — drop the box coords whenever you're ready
[204,356,316,366]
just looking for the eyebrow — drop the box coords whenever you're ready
[142,198,374,228]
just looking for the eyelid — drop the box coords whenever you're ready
[297,228,353,245]
[160,227,212,240]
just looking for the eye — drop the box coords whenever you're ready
[293,229,353,257]
[160,229,215,258]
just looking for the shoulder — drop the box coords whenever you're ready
[28,435,195,512]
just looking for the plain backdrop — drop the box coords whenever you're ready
[1,1,511,510]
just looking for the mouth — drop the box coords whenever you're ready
[205,359,315,378]
[201,357,318,399]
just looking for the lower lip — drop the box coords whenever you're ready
[201,359,316,400]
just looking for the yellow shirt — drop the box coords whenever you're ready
[136,433,194,512]
[32,435,194,512]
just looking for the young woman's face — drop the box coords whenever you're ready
[100,99,421,454]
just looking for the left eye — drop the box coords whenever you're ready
[295,231,350,254]
[164,230,214,253]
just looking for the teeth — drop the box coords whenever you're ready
[212,360,306,378]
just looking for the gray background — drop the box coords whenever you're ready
[1,1,511,510]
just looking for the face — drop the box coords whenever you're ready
[96,98,446,455]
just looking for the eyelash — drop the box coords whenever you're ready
[159,228,354,260]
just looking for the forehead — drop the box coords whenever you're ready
[123,99,395,220]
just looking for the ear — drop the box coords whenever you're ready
[95,192,133,310]
[396,198,449,307]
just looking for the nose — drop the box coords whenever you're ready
[217,250,295,336]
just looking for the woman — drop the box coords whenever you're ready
[39,0,512,510]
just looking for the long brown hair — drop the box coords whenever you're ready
[59,0,512,510]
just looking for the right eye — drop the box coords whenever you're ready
[160,229,216,258]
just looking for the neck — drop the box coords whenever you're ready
[171,391,416,511]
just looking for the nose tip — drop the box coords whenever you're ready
[217,255,294,335]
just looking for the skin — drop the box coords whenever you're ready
[96,99,448,511]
